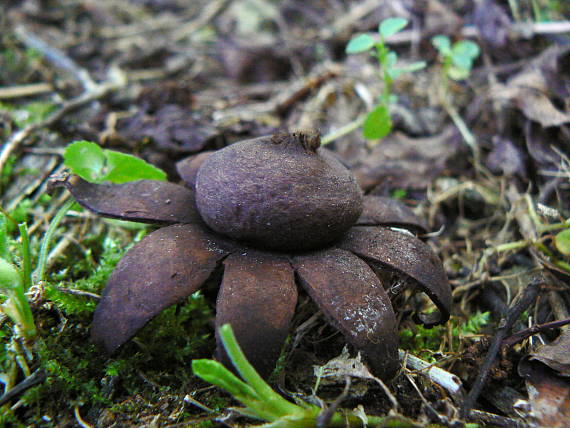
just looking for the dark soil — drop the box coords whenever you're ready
[1,1,569,426]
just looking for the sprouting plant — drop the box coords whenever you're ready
[345,18,426,142]
[430,35,481,165]
[63,140,167,184]
[0,142,168,406]
[431,35,480,82]
[36,141,167,283]
[0,213,37,401]
[192,324,420,427]
[0,217,36,342]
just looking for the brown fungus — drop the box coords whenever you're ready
[195,131,363,251]
[50,131,452,380]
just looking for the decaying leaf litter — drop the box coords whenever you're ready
[1,0,569,426]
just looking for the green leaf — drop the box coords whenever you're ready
[63,141,106,183]
[346,34,375,54]
[447,65,471,80]
[388,61,426,78]
[0,216,8,261]
[192,359,259,402]
[64,140,167,184]
[102,150,167,183]
[385,51,398,68]
[379,17,408,38]
[452,40,480,60]
[0,257,21,293]
[431,35,451,56]
[555,229,570,256]
[363,104,392,140]
[405,61,427,72]
[451,54,473,71]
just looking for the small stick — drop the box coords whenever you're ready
[501,317,570,348]
[0,73,125,173]
[55,287,100,301]
[14,25,96,90]
[352,21,570,46]
[316,376,351,428]
[460,276,544,418]
[466,409,529,428]
[0,369,46,407]
[0,83,54,100]
[399,350,464,402]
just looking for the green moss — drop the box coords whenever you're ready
[400,311,489,360]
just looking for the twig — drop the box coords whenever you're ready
[14,25,96,91]
[55,287,100,300]
[399,350,464,402]
[0,369,46,407]
[466,409,529,428]
[404,372,448,425]
[0,71,126,174]
[172,0,234,42]
[0,83,54,100]
[352,21,570,46]
[501,317,570,348]
[316,376,351,428]
[460,276,544,418]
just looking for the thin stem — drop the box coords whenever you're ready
[35,199,75,282]
[219,324,301,417]
[444,101,480,167]
[538,221,570,233]
[494,240,529,252]
[376,40,392,105]
[18,223,32,291]
[321,115,366,145]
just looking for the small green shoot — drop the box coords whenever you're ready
[63,140,167,184]
[431,36,480,81]
[193,324,419,427]
[555,229,570,256]
[346,18,426,142]
[35,141,168,283]
[430,35,481,165]
[0,219,37,341]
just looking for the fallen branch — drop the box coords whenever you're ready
[399,350,464,402]
[502,317,570,348]
[354,21,570,46]
[0,369,46,407]
[0,83,54,100]
[0,72,126,174]
[460,275,544,418]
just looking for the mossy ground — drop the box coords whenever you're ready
[1,0,569,426]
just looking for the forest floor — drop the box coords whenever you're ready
[1,1,570,427]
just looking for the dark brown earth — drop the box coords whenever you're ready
[1,1,569,426]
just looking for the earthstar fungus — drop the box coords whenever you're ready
[52,131,451,380]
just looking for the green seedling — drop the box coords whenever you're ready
[431,35,480,81]
[35,141,168,283]
[554,228,570,256]
[430,35,481,166]
[63,140,167,184]
[345,18,426,142]
[0,218,36,342]
[192,324,420,427]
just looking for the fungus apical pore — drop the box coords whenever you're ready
[195,131,363,251]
